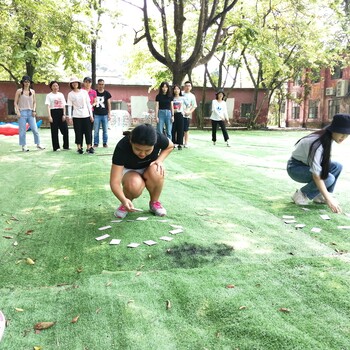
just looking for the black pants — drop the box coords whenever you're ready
[73,117,92,147]
[50,109,69,151]
[211,120,229,142]
[172,112,184,145]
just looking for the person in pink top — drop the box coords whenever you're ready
[83,77,97,149]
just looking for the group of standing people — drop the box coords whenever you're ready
[14,75,112,153]
[155,80,197,150]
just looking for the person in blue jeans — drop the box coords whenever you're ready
[287,113,350,213]
[155,82,174,139]
[94,79,112,148]
[14,75,45,152]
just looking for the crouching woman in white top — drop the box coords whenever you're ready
[287,114,350,213]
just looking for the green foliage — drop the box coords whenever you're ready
[0,0,91,82]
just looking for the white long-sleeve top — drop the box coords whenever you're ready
[67,89,92,118]
[210,99,228,121]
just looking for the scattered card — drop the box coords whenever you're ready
[133,208,144,212]
[157,219,168,222]
[337,226,350,230]
[143,240,157,246]
[136,217,149,221]
[111,220,123,223]
[98,225,112,231]
[345,213,350,218]
[284,219,297,224]
[282,215,295,219]
[95,234,110,241]
[170,224,183,229]
[169,228,183,235]
[320,214,331,220]
[127,243,140,248]
[311,227,321,233]
[301,207,310,211]
[159,236,173,241]
[295,224,306,228]
[110,239,121,245]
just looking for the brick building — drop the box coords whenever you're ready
[285,67,350,128]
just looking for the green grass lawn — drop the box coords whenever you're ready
[1,128,350,350]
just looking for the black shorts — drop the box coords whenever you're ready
[183,118,190,132]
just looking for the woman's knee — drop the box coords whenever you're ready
[144,164,164,181]
[123,174,145,196]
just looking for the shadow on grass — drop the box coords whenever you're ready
[166,242,236,268]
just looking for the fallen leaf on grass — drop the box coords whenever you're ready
[166,300,171,310]
[34,321,55,330]
[105,281,112,287]
[26,258,35,265]
[15,308,24,312]
[279,308,290,313]
[11,215,19,221]
[3,236,13,239]
[136,272,141,276]
[25,230,34,235]
[226,284,235,289]
[4,228,13,231]
[96,308,101,313]
[76,267,83,273]
[71,315,80,323]
[13,241,18,246]
[34,346,43,350]
[239,306,247,310]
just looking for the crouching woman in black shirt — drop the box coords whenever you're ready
[110,124,174,219]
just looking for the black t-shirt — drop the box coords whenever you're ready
[156,94,173,110]
[94,90,112,115]
[112,132,169,169]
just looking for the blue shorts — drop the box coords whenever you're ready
[184,118,190,132]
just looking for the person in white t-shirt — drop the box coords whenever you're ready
[182,81,197,148]
[287,114,350,213]
[66,77,94,155]
[45,81,69,151]
[210,89,230,147]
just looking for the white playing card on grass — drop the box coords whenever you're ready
[0,310,5,342]
[311,227,321,233]
[143,240,157,246]
[345,213,350,218]
[157,219,168,222]
[95,234,110,241]
[98,225,112,231]
[170,224,183,229]
[301,207,310,211]
[337,226,350,230]
[284,219,297,224]
[127,243,140,248]
[320,214,331,220]
[169,228,183,235]
[136,217,149,221]
[295,224,306,228]
[111,220,123,223]
[282,215,295,219]
[160,236,173,241]
[133,208,143,212]
[110,239,121,245]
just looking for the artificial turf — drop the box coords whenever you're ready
[0,128,350,350]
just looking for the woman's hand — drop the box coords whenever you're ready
[122,198,135,212]
[150,160,165,176]
[326,197,342,213]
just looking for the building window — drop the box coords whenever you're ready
[331,66,342,80]
[308,100,319,119]
[292,105,300,119]
[328,99,340,119]
[240,103,252,118]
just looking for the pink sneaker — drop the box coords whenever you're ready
[114,204,128,219]
[149,201,167,216]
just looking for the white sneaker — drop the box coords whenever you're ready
[37,145,45,150]
[313,193,327,204]
[213,141,216,145]
[292,190,309,205]
[226,141,230,147]
[22,146,29,152]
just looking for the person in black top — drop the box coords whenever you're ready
[155,82,174,139]
[110,124,174,218]
[94,79,112,147]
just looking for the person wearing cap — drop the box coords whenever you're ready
[210,89,231,147]
[66,77,94,154]
[287,114,350,213]
[14,75,45,152]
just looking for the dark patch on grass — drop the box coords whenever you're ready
[166,242,235,268]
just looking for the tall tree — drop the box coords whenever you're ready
[125,0,238,85]
[0,0,91,83]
